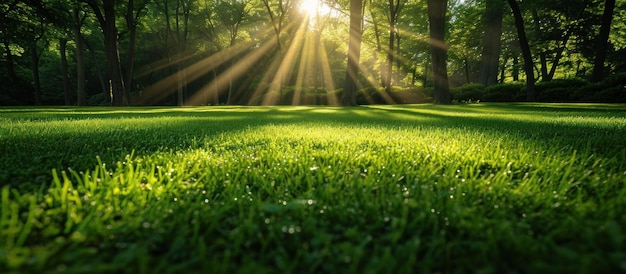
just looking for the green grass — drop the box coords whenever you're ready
[1,103,625,273]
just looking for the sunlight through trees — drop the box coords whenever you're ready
[1,0,625,105]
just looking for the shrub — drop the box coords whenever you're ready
[355,87,432,105]
[575,73,626,102]
[535,78,589,102]
[451,83,485,102]
[483,82,525,102]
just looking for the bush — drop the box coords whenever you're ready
[87,92,111,106]
[536,78,589,102]
[451,83,485,102]
[355,87,432,105]
[575,73,626,102]
[0,93,22,106]
[483,82,526,102]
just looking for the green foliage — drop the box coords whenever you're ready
[1,104,625,272]
[451,83,485,102]
[575,72,626,102]
[535,78,590,102]
[354,87,432,105]
[452,76,625,103]
[2,0,626,105]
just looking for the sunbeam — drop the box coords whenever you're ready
[185,37,279,106]
[137,3,346,107]
[138,38,262,105]
[257,20,309,105]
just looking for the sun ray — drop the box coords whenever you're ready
[257,20,309,106]
[185,37,279,106]
[137,27,278,105]
[317,41,338,105]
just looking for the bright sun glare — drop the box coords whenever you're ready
[142,0,396,106]
[299,0,333,19]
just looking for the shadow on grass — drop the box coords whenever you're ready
[1,103,625,189]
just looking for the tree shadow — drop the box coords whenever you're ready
[1,104,624,189]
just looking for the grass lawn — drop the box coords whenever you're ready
[1,103,625,273]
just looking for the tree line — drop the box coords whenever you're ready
[1,0,624,106]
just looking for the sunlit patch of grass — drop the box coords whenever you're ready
[1,104,625,272]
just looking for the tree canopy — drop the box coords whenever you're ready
[1,0,625,106]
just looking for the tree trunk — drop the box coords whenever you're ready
[384,0,401,93]
[342,0,363,106]
[60,39,71,106]
[3,38,19,84]
[103,0,126,106]
[84,39,108,97]
[125,0,145,105]
[512,54,519,81]
[74,9,87,106]
[478,0,504,86]
[507,0,535,101]
[591,0,616,82]
[87,0,127,106]
[30,42,42,105]
[427,0,451,104]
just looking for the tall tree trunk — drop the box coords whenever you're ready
[342,0,363,106]
[103,0,126,106]
[30,42,42,105]
[125,0,145,104]
[512,54,519,81]
[427,0,451,104]
[384,0,401,93]
[531,9,550,82]
[84,39,108,98]
[478,0,504,86]
[507,0,535,101]
[3,38,20,84]
[591,0,615,82]
[60,39,71,106]
[87,0,127,106]
[74,9,87,106]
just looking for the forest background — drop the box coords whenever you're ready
[1,0,625,106]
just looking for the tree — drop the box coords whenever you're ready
[59,38,70,105]
[478,0,504,86]
[592,0,616,82]
[529,0,591,82]
[427,0,451,104]
[124,0,148,104]
[342,0,364,106]
[84,0,127,106]
[73,7,87,106]
[261,0,292,51]
[506,0,535,101]
[383,0,404,93]
[216,0,249,104]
